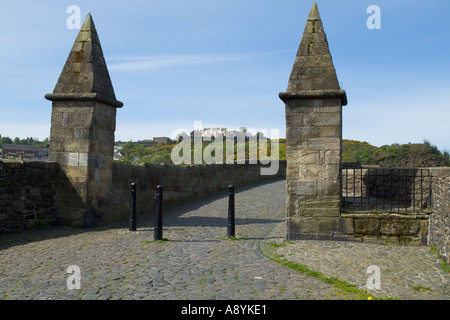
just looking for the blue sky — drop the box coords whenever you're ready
[1,0,449,152]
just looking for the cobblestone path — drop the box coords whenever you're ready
[0,180,448,300]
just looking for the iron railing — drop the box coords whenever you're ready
[341,168,431,213]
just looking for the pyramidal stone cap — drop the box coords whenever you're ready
[45,13,123,108]
[307,1,321,20]
[279,2,347,105]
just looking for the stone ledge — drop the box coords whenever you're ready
[341,212,430,220]
[279,90,347,106]
[45,93,123,108]
[428,167,450,177]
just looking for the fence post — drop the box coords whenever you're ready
[227,184,235,238]
[154,185,164,241]
[129,182,137,231]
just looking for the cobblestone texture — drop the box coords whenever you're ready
[0,180,448,300]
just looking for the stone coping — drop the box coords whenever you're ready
[341,212,430,219]
[279,89,347,106]
[44,93,123,108]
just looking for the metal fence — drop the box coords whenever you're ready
[341,168,431,213]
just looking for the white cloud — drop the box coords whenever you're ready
[107,50,291,71]
[108,54,242,71]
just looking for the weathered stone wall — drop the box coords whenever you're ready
[0,160,59,233]
[340,168,432,245]
[108,161,287,223]
[0,159,286,232]
[340,167,450,248]
[339,212,429,245]
[429,168,450,262]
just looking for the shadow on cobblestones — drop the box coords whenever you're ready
[0,179,285,250]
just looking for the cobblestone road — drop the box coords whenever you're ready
[0,180,448,300]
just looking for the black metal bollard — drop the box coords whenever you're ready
[154,185,164,241]
[129,182,137,231]
[227,184,235,238]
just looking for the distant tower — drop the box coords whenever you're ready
[279,2,348,240]
[45,14,123,227]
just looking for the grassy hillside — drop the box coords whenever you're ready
[115,138,449,168]
[343,139,450,167]
[115,139,286,165]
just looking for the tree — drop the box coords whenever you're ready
[0,136,13,148]
[444,151,450,166]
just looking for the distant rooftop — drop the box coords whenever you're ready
[2,144,38,152]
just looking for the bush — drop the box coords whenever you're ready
[150,153,172,164]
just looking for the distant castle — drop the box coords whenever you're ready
[184,127,265,142]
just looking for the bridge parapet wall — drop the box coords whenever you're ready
[109,161,286,223]
[0,159,286,232]
[0,160,59,232]
[429,168,450,262]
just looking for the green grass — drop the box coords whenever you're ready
[430,246,450,273]
[262,241,396,300]
[412,285,432,292]
[228,236,249,241]
[140,238,170,248]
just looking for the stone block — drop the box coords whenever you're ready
[285,98,315,109]
[66,140,91,153]
[322,98,342,108]
[287,217,317,235]
[338,218,354,234]
[51,111,69,127]
[95,128,115,142]
[303,112,341,126]
[299,151,321,165]
[318,165,340,180]
[298,165,322,180]
[302,207,340,217]
[307,138,340,150]
[67,111,94,128]
[285,137,304,150]
[398,236,421,246]
[286,165,299,179]
[50,126,75,140]
[324,150,341,165]
[419,220,428,237]
[285,114,304,127]
[354,218,381,235]
[380,219,420,236]
[73,127,89,139]
[288,180,317,196]
[320,126,340,138]
[11,200,25,213]
[318,218,340,233]
[317,180,340,196]
[64,166,89,181]
[86,154,106,168]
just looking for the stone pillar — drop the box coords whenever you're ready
[279,2,348,240]
[45,14,123,227]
